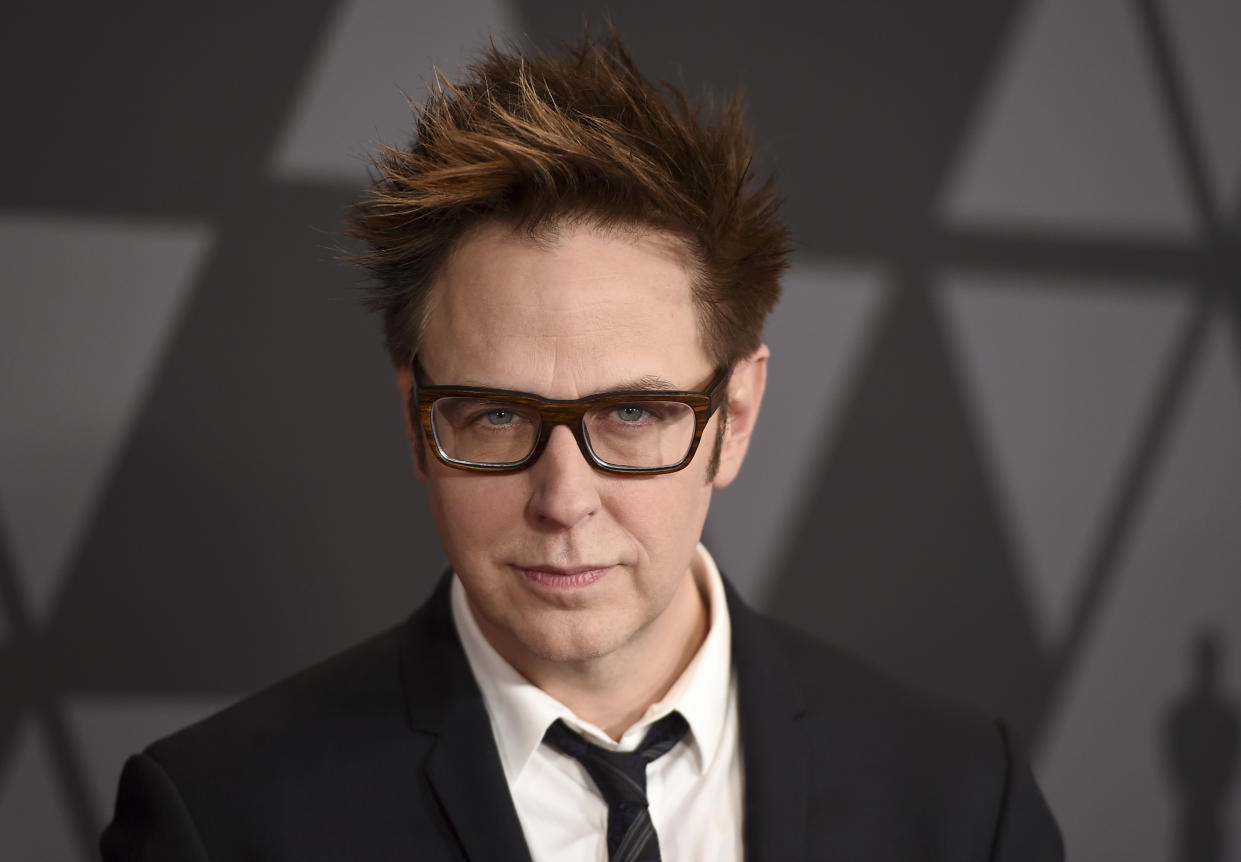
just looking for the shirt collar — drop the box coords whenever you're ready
[450,543,734,784]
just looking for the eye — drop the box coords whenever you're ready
[608,404,669,425]
[615,405,648,423]
[482,409,515,426]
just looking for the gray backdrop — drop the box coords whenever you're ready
[2,1,1239,859]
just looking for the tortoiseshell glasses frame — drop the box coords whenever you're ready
[411,356,730,475]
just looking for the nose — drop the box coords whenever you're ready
[526,425,601,529]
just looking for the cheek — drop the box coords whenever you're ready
[425,472,528,550]
[607,473,713,557]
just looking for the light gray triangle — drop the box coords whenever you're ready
[0,717,80,861]
[705,260,890,604]
[942,0,1198,237]
[0,214,212,622]
[1161,0,1241,216]
[270,0,521,185]
[1038,312,1241,859]
[939,274,1190,647]
[67,695,235,824]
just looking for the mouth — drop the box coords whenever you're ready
[514,564,614,590]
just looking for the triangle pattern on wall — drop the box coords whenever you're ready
[1160,0,1241,217]
[1037,311,1241,859]
[705,260,890,604]
[938,273,1190,646]
[942,0,1198,237]
[0,214,212,622]
[0,717,80,861]
[270,0,521,185]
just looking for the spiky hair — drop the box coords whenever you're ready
[349,29,790,369]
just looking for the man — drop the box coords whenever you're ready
[102,30,1063,861]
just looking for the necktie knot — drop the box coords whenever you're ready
[543,711,689,862]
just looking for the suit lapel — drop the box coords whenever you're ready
[400,576,534,862]
[725,579,810,862]
[424,700,533,862]
[400,573,809,861]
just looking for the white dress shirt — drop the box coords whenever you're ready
[450,543,744,862]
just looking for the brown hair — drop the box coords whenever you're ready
[349,28,790,370]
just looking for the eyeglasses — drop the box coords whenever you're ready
[411,357,730,475]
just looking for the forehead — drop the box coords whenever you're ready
[419,221,711,393]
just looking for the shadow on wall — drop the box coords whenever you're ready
[1164,628,1239,862]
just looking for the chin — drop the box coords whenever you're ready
[510,614,633,665]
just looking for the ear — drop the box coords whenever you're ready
[712,343,769,489]
[395,365,429,482]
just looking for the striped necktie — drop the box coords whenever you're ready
[543,711,690,862]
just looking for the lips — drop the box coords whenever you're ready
[516,564,613,589]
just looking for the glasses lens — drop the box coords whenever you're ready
[584,401,697,469]
[431,398,541,465]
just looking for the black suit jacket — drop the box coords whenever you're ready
[101,575,1063,860]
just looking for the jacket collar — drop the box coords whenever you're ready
[724,578,811,862]
[399,574,534,862]
[450,544,735,784]
[397,572,810,862]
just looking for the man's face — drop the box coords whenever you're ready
[400,221,761,672]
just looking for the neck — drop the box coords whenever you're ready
[481,566,710,741]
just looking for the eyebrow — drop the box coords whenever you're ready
[415,358,688,396]
[606,374,680,393]
[449,374,682,396]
